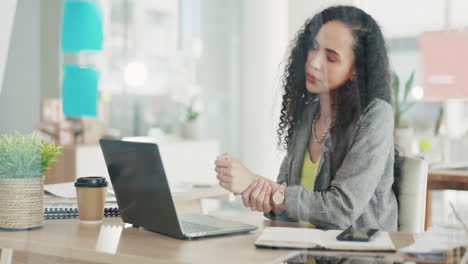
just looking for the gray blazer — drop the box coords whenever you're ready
[265,98,398,231]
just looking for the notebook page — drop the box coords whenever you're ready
[256,227,325,247]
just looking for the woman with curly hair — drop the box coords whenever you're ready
[214,5,400,231]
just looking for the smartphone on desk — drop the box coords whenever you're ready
[336,226,379,242]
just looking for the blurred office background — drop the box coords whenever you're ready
[1,0,467,227]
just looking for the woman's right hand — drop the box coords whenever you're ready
[214,153,258,194]
[241,178,273,213]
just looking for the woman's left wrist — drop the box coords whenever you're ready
[272,184,287,211]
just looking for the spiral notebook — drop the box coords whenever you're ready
[255,227,396,251]
[44,202,120,220]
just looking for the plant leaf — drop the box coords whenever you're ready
[392,72,400,104]
[403,71,415,103]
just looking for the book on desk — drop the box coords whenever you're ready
[255,227,396,252]
[44,202,120,220]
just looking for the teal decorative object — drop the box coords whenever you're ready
[62,64,99,117]
[61,0,103,52]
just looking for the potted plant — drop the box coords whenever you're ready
[393,71,415,129]
[181,97,201,139]
[0,133,62,230]
[393,71,416,154]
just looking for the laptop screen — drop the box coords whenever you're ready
[100,139,184,238]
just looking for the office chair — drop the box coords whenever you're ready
[398,155,428,233]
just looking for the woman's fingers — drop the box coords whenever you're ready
[242,180,258,207]
[218,181,230,191]
[221,153,231,160]
[258,182,272,212]
[215,166,232,186]
[256,182,268,212]
[263,185,273,212]
[216,173,231,183]
[214,166,231,176]
[214,154,232,167]
[250,180,265,211]
[214,166,223,175]
[240,179,273,213]
[214,158,228,167]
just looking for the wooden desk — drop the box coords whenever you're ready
[425,170,468,230]
[0,217,413,264]
[0,188,414,264]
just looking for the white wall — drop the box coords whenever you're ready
[198,0,241,157]
[0,0,17,94]
[363,0,468,38]
[40,1,62,100]
[450,0,468,29]
[288,0,468,39]
[288,0,356,41]
[363,0,445,38]
[238,0,289,180]
[0,0,41,134]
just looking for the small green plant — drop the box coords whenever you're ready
[393,71,415,128]
[186,105,199,121]
[0,133,62,179]
[40,138,62,174]
[185,97,200,122]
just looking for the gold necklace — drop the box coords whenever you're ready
[312,112,332,143]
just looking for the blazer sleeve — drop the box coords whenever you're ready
[283,99,394,229]
[263,152,297,222]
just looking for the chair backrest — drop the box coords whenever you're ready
[398,155,428,233]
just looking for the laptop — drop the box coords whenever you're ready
[99,139,258,239]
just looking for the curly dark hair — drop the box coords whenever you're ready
[278,6,401,197]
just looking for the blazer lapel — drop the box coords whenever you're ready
[288,100,319,186]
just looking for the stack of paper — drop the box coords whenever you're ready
[399,226,468,254]
[44,181,115,201]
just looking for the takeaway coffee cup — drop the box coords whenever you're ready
[74,177,108,224]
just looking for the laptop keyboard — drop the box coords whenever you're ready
[180,220,219,233]
[179,214,248,234]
